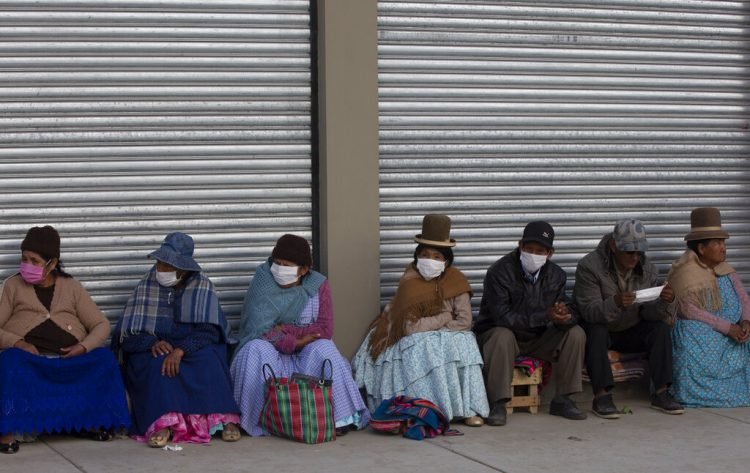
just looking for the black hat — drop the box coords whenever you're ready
[21,225,61,259]
[271,234,313,267]
[521,221,555,249]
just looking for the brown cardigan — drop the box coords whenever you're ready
[0,274,110,352]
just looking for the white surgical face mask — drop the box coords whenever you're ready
[156,270,180,287]
[520,250,548,274]
[271,263,300,286]
[416,258,445,280]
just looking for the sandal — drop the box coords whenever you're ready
[0,440,20,454]
[221,423,241,442]
[148,428,171,448]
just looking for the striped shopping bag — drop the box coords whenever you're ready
[259,360,335,444]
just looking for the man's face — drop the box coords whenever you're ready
[520,241,553,258]
[609,239,642,271]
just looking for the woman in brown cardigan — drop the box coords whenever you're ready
[0,226,130,454]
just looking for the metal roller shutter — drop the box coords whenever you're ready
[0,0,312,329]
[378,0,750,305]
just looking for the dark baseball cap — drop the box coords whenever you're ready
[521,221,555,249]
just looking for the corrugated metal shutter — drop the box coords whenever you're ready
[0,0,312,329]
[378,0,750,305]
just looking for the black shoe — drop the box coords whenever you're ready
[592,393,620,419]
[335,424,354,436]
[485,401,507,426]
[650,391,684,415]
[0,440,19,454]
[550,395,587,420]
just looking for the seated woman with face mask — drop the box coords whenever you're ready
[352,215,490,426]
[0,226,130,454]
[230,234,370,437]
[112,232,240,447]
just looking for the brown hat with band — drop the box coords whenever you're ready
[414,214,456,248]
[684,207,729,241]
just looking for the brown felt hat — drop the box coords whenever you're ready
[684,207,729,241]
[20,225,61,259]
[414,214,456,248]
[271,234,312,267]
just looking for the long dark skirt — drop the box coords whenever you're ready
[0,347,131,435]
[123,343,239,435]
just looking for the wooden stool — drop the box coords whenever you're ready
[506,367,542,414]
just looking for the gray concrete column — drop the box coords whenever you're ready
[316,0,381,358]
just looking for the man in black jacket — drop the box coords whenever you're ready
[474,221,586,426]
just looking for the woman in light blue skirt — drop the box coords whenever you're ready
[352,215,489,426]
[668,208,750,407]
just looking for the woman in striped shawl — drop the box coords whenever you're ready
[113,232,240,447]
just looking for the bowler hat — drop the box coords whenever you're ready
[414,214,456,248]
[684,207,729,241]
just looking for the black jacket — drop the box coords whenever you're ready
[473,248,578,341]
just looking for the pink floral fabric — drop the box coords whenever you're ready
[135,412,241,444]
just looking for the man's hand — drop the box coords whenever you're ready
[13,339,39,356]
[295,333,321,351]
[60,343,87,358]
[161,348,184,377]
[151,340,174,358]
[614,292,636,309]
[659,284,675,303]
[547,302,572,325]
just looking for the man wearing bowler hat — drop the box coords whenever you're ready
[574,219,684,419]
[474,221,587,426]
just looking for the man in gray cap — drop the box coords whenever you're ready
[574,219,683,418]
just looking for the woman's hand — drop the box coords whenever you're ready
[161,348,184,377]
[737,320,750,343]
[13,339,39,355]
[295,333,320,351]
[60,343,87,358]
[151,340,174,357]
[659,284,675,303]
[727,324,746,343]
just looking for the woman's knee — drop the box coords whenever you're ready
[300,338,339,357]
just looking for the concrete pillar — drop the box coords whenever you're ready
[316,0,381,358]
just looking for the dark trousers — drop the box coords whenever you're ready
[477,325,585,404]
[583,320,673,394]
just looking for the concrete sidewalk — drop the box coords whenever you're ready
[3,396,748,473]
